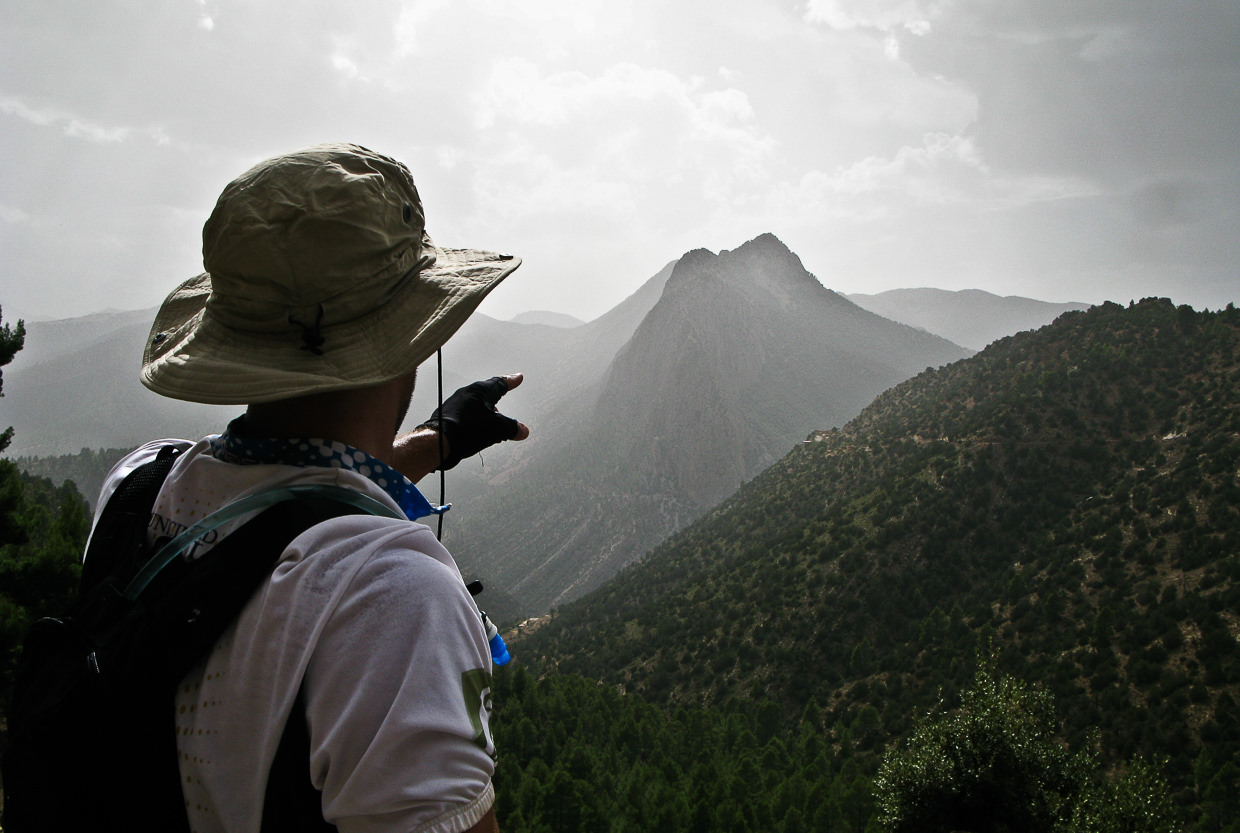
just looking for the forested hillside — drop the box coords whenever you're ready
[13,447,131,510]
[0,464,91,711]
[509,298,1240,827]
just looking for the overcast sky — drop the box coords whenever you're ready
[2,0,1237,326]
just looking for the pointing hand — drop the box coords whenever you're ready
[420,374,529,470]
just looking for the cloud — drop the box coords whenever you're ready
[766,130,1101,232]
[468,58,778,224]
[896,1,1240,182]
[393,0,452,57]
[834,131,986,194]
[1,0,1235,321]
[1,95,138,143]
[194,0,214,30]
[473,59,695,129]
[469,0,626,56]
[770,131,980,221]
[0,204,31,224]
[1,96,59,128]
[804,0,945,34]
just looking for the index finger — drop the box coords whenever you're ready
[474,373,524,408]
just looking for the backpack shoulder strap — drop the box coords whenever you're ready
[263,686,336,833]
[80,444,182,591]
[180,495,371,833]
[150,492,392,682]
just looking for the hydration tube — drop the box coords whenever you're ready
[124,484,403,600]
[436,348,447,541]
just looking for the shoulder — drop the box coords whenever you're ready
[292,513,459,578]
[277,514,470,617]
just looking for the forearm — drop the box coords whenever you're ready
[391,426,448,482]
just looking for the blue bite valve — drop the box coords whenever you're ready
[481,610,511,665]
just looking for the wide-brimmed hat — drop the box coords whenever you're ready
[141,143,520,405]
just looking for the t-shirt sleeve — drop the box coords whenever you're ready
[301,523,496,833]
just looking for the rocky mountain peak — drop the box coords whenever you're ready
[661,232,828,314]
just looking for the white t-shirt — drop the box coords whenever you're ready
[95,437,496,833]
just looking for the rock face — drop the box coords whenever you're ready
[447,233,972,615]
[592,234,966,508]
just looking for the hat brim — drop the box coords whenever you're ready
[140,246,520,405]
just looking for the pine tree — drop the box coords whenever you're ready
[0,306,92,711]
[0,305,26,453]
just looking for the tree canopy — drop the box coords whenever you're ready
[1,305,27,454]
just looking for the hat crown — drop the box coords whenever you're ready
[202,143,429,329]
[141,143,520,405]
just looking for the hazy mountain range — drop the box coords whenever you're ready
[846,288,1091,351]
[4,233,1090,617]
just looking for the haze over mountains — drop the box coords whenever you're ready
[5,310,237,458]
[846,288,1091,351]
[5,233,1094,616]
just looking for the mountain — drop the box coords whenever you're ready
[508,311,586,328]
[515,298,1240,813]
[447,234,971,615]
[1,308,238,459]
[407,259,674,435]
[846,288,1090,350]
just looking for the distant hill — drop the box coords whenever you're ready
[449,234,971,615]
[846,288,1090,350]
[508,310,586,328]
[1,308,238,459]
[12,447,134,510]
[517,298,1240,815]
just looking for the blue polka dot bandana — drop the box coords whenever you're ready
[208,417,446,521]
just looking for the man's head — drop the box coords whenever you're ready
[141,143,520,405]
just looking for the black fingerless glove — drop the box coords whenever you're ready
[420,377,520,470]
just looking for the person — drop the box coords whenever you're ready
[97,143,527,832]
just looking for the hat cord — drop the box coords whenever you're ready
[289,304,326,355]
[436,347,446,540]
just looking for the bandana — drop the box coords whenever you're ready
[208,417,446,521]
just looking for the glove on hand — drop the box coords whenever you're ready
[421,377,520,470]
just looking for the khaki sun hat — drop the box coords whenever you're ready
[140,143,521,405]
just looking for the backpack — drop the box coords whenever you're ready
[1,445,403,832]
